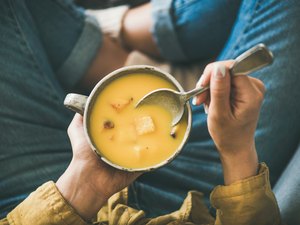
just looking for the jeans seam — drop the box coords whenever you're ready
[232,0,262,55]
[173,0,199,14]
[8,0,62,101]
[218,0,258,60]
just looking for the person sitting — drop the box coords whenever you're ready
[1,1,298,224]
[0,62,282,225]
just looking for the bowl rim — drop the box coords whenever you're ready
[83,65,192,172]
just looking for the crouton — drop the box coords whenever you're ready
[134,116,155,135]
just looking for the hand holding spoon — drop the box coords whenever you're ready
[135,43,274,126]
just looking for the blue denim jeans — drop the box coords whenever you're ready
[128,0,300,217]
[0,0,102,218]
[1,0,300,220]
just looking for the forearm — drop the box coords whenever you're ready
[56,160,108,221]
[219,145,259,185]
[121,3,161,58]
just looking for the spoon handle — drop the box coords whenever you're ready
[230,43,273,76]
[182,86,210,101]
[181,43,273,101]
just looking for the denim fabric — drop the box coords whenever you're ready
[151,0,242,62]
[1,0,300,220]
[151,0,187,61]
[0,0,102,218]
[24,0,103,90]
[130,0,300,217]
[274,143,300,224]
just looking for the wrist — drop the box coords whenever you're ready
[56,160,108,221]
[219,145,259,185]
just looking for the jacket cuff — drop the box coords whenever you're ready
[210,163,281,224]
[211,163,269,200]
[7,181,88,225]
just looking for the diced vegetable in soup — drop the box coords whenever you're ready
[134,116,155,135]
[89,73,188,169]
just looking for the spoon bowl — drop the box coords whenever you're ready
[135,43,274,126]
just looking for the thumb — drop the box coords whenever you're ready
[209,64,231,114]
[67,113,86,149]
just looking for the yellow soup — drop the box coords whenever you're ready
[89,73,188,169]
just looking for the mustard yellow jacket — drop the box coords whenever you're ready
[0,163,282,225]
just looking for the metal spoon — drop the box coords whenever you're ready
[135,43,274,126]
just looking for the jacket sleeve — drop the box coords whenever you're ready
[0,218,8,225]
[1,181,89,225]
[210,163,282,225]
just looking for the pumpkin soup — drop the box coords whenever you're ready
[89,73,188,169]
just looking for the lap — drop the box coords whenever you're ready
[25,0,102,90]
[131,0,300,217]
[24,0,85,74]
[151,0,242,62]
[0,0,98,217]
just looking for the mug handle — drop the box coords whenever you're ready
[64,93,88,115]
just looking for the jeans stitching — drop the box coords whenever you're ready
[173,0,198,13]
[233,0,261,54]
[8,0,62,101]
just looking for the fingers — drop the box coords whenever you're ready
[209,64,231,114]
[193,60,234,106]
[203,96,210,114]
[249,76,266,95]
[192,64,212,105]
[231,76,265,107]
[192,60,265,118]
[67,113,84,137]
[67,113,86,150]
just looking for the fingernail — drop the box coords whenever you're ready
[204,104,209,114]
[192,97,197,105]
[213,64,226,79]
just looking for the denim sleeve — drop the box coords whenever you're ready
[25,0,103,90]
[151,0,187,62]
[151,0,241,62]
